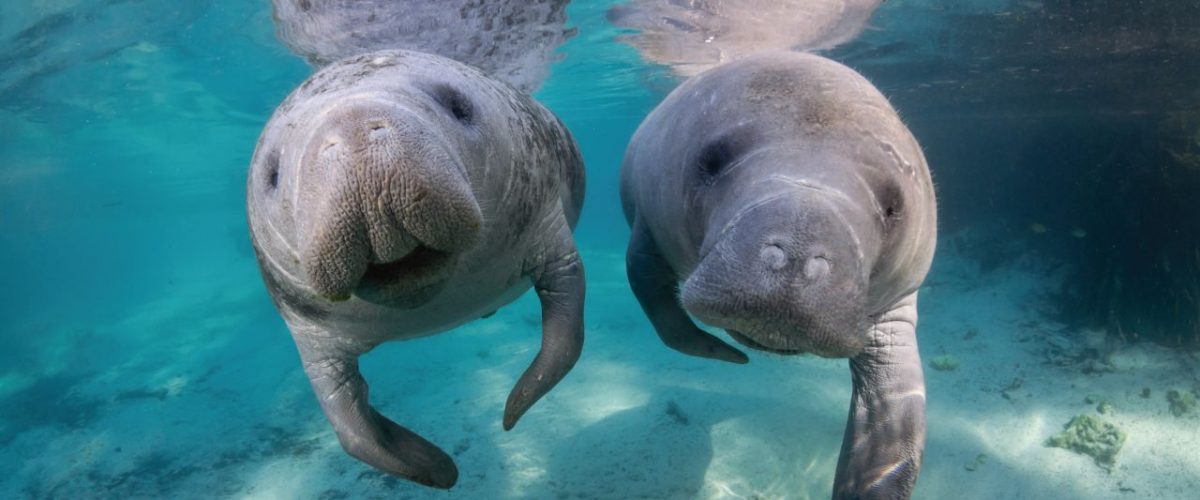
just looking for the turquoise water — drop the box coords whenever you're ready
[3,1,1199,499]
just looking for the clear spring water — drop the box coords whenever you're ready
[2,1,1199,499]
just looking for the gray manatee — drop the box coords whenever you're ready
[271,0,574,93]
[609,0,884,77]
[247,50,585,488]
[620,51,936,499]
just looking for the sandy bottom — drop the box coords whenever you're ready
[2,233,1198,499]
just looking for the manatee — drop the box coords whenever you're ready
[608,0,884,77]
[620,51,936,499]
[271,0,575,93]
[247,49,585,488]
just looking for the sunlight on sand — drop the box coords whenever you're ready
[239,458,319,499]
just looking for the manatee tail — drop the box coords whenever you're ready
[833,292,926,500]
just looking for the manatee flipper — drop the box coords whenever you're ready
[504,216,585,430]
[290,327,458,488]
[833,292,926,500]
[627,217,749,364]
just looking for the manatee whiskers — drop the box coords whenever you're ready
[294,100,483,301]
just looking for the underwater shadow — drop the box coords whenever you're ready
[538,386,764,499]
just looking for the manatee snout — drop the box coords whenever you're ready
[295,100,483,303]
[681,195,868,357]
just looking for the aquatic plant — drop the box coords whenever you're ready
[1055,112,1200,349]
[928,355,960,372]
[1045,414,1126,471]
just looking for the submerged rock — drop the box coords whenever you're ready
[1045,414,1126,471]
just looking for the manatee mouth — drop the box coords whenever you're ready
[726,329,805,355]
[355,245,457,306]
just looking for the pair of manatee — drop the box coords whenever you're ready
[248,2,935,499]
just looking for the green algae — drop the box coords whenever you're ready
[1045,414,1126,471]
[929,354,960,371]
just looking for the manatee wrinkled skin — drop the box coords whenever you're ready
[609,0,884,77]
[247,50,585,488]
[271,0,575,93]
[620,51,936,499]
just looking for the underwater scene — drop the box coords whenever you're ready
[2,0,1199,498]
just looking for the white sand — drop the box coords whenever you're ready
[2,232,1198,499]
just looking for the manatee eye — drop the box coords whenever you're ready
[263,150,281,192]
[696,139,734,179]
[431,84,474,125]
[878,181,904,228]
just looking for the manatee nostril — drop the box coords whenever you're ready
[759,244,788,271]
[803,256,831,280]
[320,139,340,154]
[367,121,392,140]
